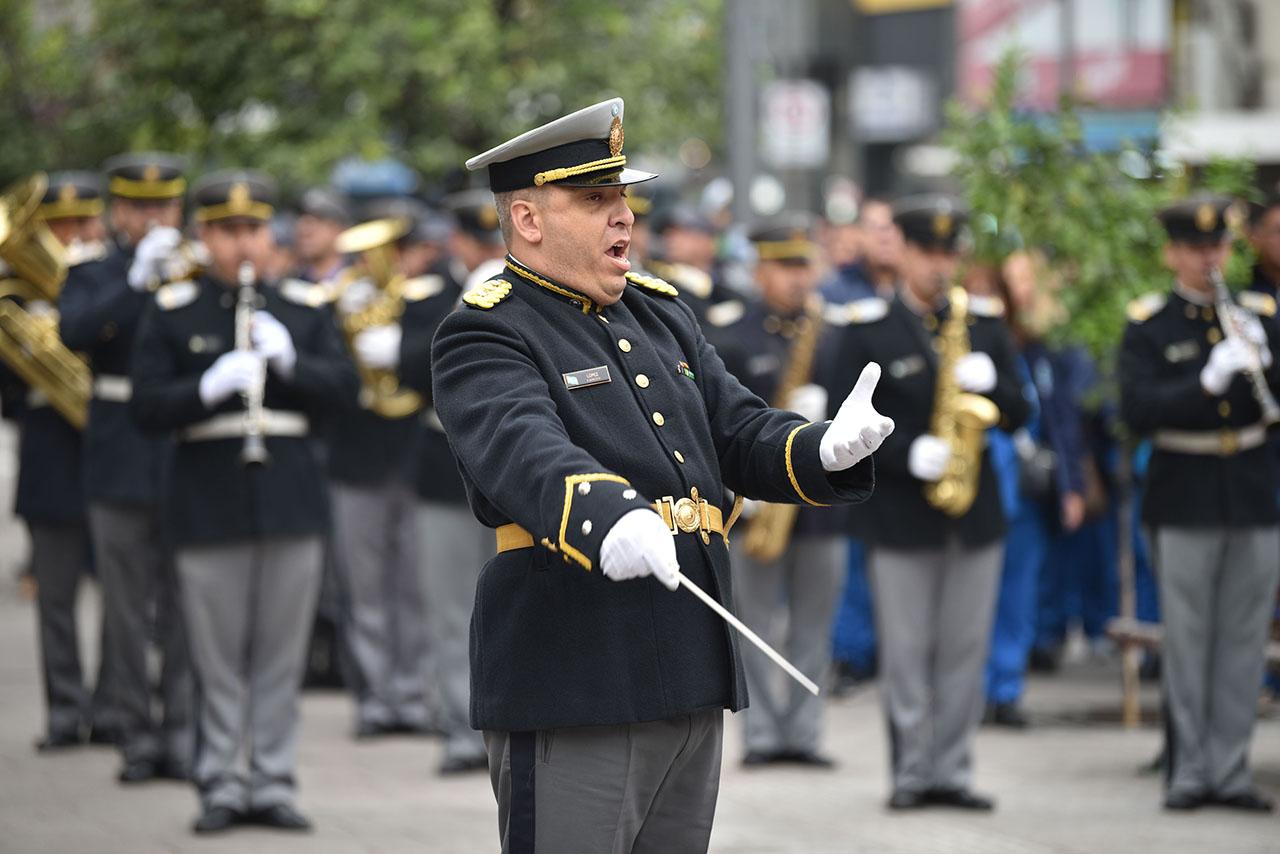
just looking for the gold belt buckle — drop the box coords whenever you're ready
[672,497,701,533]
[1220,429,1239,456]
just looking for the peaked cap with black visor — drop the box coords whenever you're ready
[465,98,658,192]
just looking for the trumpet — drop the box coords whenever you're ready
[142,219,210,285]
[1210,266,1280,425]
[235,260,269,466]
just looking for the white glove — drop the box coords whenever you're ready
[126,226,182,291]
[198,350,265,409]
[354,324,402,370]
[908,434,952,482]
[1200,337,1261,396]
[786,383,828,423]
[819,362,896,472]
[599,509,680,591]
[1226,308,1274,367]
[338,277,377,315]
[251,311,297,378]
[954,351,997,393]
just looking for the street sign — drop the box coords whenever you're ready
[761,80,831,169]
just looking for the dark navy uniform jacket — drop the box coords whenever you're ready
[825,293,1030,550]
[59,242,168,507]
[1120,286,1280,528]
[130,275,359,546]
[703,296,844,536]
[397,264,468,506]
[431,257,874,733]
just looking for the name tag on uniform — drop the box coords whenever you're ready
[1164,340,1200,363]
[889,354,926,379]
[562,365,612,389]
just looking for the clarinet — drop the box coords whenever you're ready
[1211,266,1280,426]
[235,261,270,466]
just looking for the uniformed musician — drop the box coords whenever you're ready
[648,205,737,322]
[130,170,359,833]
[443,188,508,290]
[1120,195,1280,813]
[826,196,1030,812]
[431,98,893,853]
[57,152,194,784]
[705,216,844,768]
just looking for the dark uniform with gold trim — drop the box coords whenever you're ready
[436,97,876,854]
[130,171,358,828]
[57,153,194,781]
[1120,196,1280,811]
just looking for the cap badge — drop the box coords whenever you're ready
[609,117,625,157]
[143,164,161,182]
[932,212,952,239]
[1196,202,1217,233]
[228,182,251,213]
[58,183,77,203]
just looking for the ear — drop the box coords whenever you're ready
[510,197,542,246]
[1161,242,1177,270]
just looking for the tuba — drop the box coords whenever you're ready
[0,173,91,428]
[332,217,424,419]
[742,296,826,563]
[923,284,1000,517]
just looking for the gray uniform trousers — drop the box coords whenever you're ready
[331,481,428,727]
[417,500,491,763]
[28,521,120,737]
[870,537,1003,794]
[485,710,723,854]
[88,502,193,765]
[730,533,845,755]
[176,536,323,811]
[1154,526,1280,798]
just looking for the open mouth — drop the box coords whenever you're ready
[606,239,631,272]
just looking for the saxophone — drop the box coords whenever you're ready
[923,284,1000,517]
[743,296,826,563]
[332,218,423,419]
[0,173,91,429]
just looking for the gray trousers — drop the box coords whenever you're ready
[176,536,323,811]
[1154,526,1280,798]
[331,481,428,727]
[731,534,845,754]
[870,538,1003,793]
[417,500,491,762]
[88,502,193,765]
[28,521,120,736]
[485,710,723,854]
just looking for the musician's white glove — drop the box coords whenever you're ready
[1228,307,1273,366]
[599,509,680,591]
[954,351,997,393]
[353,324,401,370]
[198,350,264,409]
[338,277,377,315]
[127,226,182,292]
[251,311,297,378]
[820,362,895,472]
[1201,337,1261,396]
[786,383,828,423]
[908,434,952,482]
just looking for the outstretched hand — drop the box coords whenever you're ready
[819,362,895,472]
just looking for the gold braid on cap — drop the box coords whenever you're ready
[533,155,627,187]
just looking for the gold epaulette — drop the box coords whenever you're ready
[968,295,1006,318]
[155,280,198,311]
[278,278,330,308]
[625,270,679,298]
[462,278,513,309]
[1126,292,1167,324]
[1238,290,1277,318]
[825,297,888,326]
[401,274,445,302]
[706,299,745,327]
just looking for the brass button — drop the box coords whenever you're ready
[652,411,665,426]
[1185,304,1198,319]
[1207,328,1223,345]
[636,374,650,388]
[674,450,685,463]
[1219,401,1231,418]
[618,338,632,353]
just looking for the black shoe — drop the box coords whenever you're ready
[87,725,122,746]
[829,661,876,697]
[354,719,393,739]
[1028,646,1061,673]
[1163,790,1206,811]
[927,788,996,811]
[777,750,837,769]
[158,756,191,781]
[985,702,1029,729]
[439,755,488,775]
[117,759,159,784]
[35,730,83,752]
[249,803,313,831]
[192,805,241,834]
[741,750,782,767]
[1212,791,1275,813]
[887,789,927,810]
